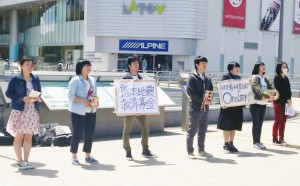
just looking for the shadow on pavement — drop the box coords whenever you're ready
[237,151,273,158]
[130,158,175,167]
[0,154,16,161]
[201,157,237,164]
[80,163,116,171]
[264,148,298,155]
[12,162,59,178]
[285,144,300,151]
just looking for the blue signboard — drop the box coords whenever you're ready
[119,39,168,52]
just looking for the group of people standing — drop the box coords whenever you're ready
[4,55,293,170]
[186,56,292,159]
[5,56,156,170]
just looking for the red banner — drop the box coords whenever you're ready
[223,0,246,28]
[294,0,300,34]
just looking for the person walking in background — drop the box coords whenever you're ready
[217,62,243,153]
[250,62,279,150]
[122,56,157,161]
[272,62,292,146]
[68,59,99,165]
[186,56,213,159]
[5,57,41,170]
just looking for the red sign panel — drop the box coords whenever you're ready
[294,0,300,34]
[223,0,246,28]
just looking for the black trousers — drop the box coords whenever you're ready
[70,112,96,153]
[250,104,266,144]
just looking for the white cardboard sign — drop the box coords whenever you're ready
[218,79,253,107]
[114,79,160,116]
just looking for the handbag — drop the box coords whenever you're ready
[285,104,295,116]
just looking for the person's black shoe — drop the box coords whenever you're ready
[142,149,157,158]
[273,140,283,146]
[228,144,238,152]
[126,151,134,161]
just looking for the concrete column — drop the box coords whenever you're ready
[9,10,19,62]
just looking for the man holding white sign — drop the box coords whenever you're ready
[121,56,157,161]
[217,62,246,153]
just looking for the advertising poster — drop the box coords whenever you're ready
[223,0,247,28]
[294,0,300,34]
[260,0,281,31]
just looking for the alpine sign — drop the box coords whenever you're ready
[119,40,169,52]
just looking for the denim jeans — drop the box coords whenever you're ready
[123,115,149,151]
[70,112,96,153]
[186,109,209,153]
[250,104,266,144]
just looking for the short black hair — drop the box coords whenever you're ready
[275,62,289,75]
[194,56,208,71]
[227,61,240,72]
[126,56,139,71]
[251,61,265,75]
[75,59,91,75]
[20,57,32,66]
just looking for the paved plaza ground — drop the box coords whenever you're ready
[1,98,300,186]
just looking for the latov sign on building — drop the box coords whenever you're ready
[123,0,165,15]
[114,79,160,116]
[119,39,168,52]
[217,79,253,107]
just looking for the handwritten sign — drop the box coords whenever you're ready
[114,79,160,116]
[217,79,253,107]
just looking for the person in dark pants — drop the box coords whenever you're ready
[68,59,99,165]
[186,56,213,159]
[249,62,279,150]
[217,62,243,153]
[122,56,157,161]
[272,62,292,146]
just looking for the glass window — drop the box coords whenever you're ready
[66,0,84,21]
[0,13,10,34]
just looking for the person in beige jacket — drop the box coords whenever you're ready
[249,62,279,150]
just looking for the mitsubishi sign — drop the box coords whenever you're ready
[119,40,169,52]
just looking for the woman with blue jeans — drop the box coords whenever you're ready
[68,60,98,165]
[250,62,279,150]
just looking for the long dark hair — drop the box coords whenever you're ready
[251,62,265,75]
[275,62,288,76]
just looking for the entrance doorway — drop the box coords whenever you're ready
[117,54,172,72]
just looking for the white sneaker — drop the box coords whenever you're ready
[187,153,197,159]
[259,143,267,149]
[198,150,213,157]
[253,143,263,150]
[24,161,35,169]
[17,161,28,170]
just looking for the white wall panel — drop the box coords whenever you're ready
[87,0,207,39]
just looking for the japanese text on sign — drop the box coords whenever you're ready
[114,80,160,116]
[218,79,253,107]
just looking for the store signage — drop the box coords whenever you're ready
[119,39,168,52]
[223,0,246,28]
[123,0,165,15]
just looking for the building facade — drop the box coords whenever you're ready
[1,0,300,75]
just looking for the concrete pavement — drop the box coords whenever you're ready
[0,98,300,186]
